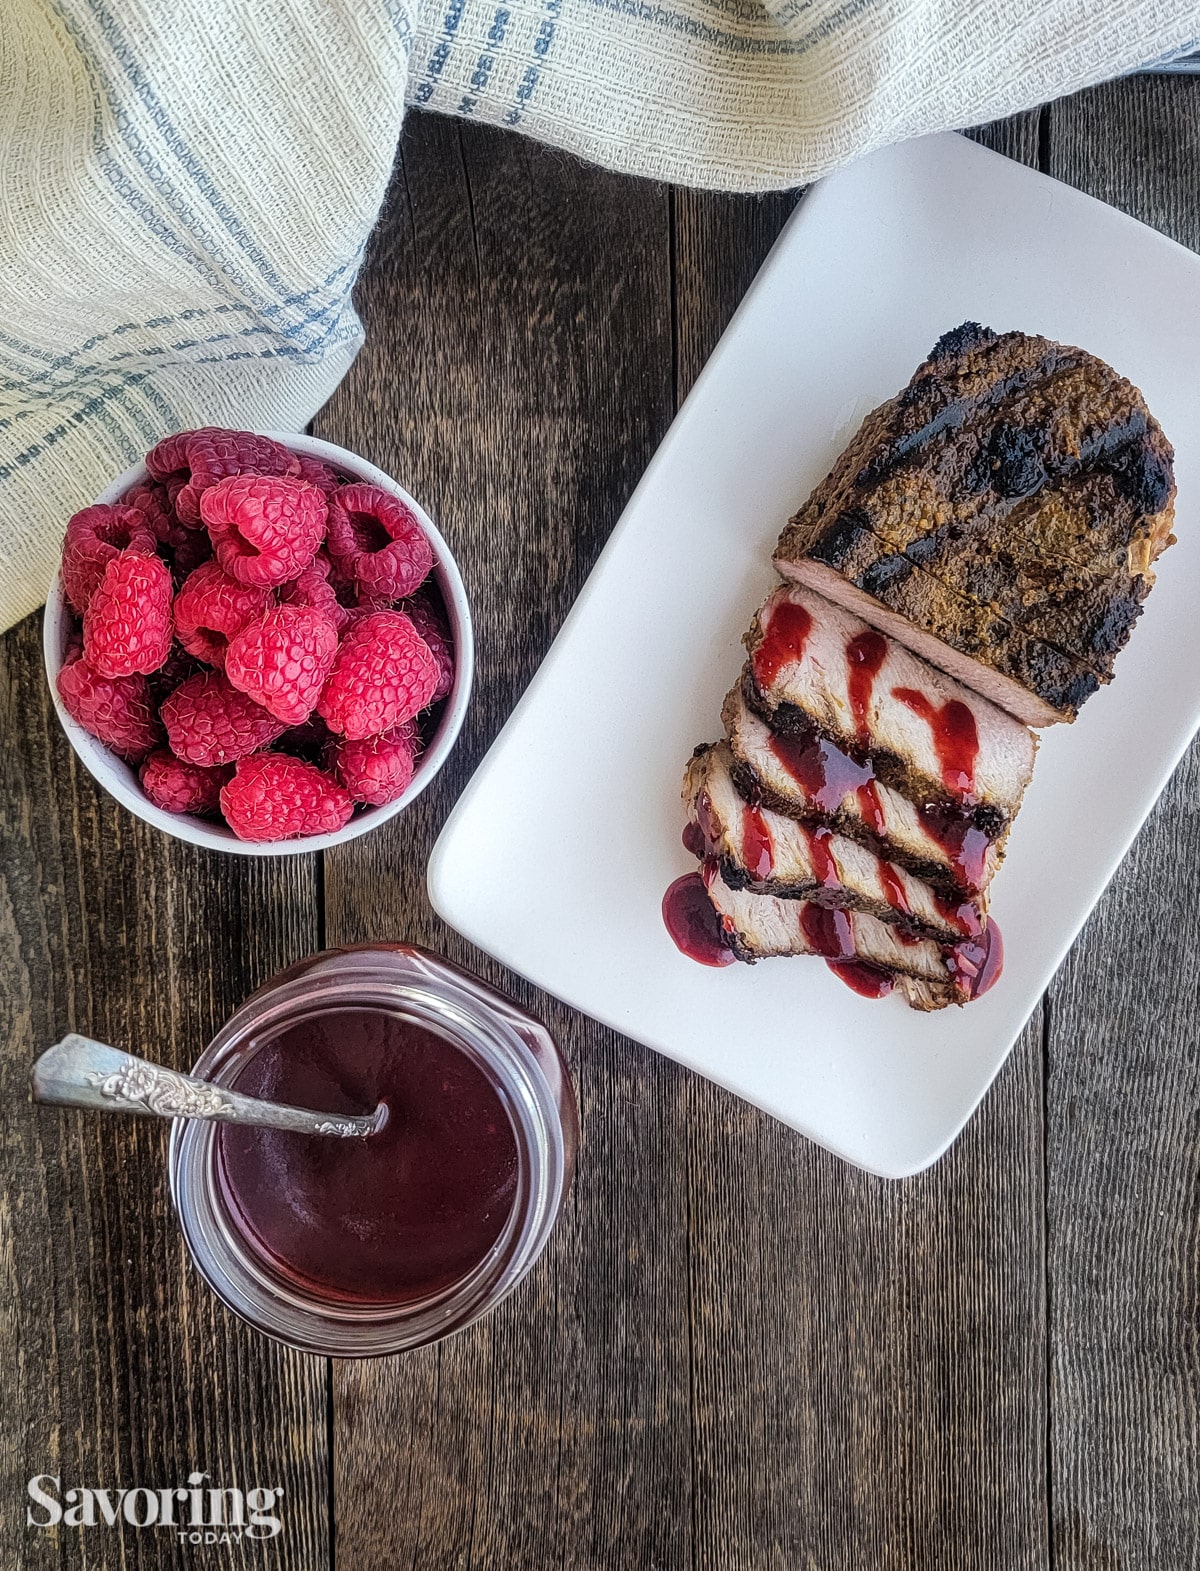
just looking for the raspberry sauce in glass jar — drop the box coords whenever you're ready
[169,946,577,1356]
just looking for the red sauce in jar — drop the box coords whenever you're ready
[217,1010,519,1305]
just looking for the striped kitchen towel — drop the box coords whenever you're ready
[3,0,1198,633]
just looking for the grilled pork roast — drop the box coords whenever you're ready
[721,684,1008,898]
[671,325,1173,1007]
[775,324,1175,727]
[744,583,1035,818]
[685,741,982,943]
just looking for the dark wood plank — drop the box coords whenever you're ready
[1050,75,1200,248]
[0,611,329,1569]
[317,111,1049,1569]
[965,111,1044,168]
[1044,74,1200,1571]
[314,115,693,1570]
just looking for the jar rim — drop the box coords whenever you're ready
[170,948,575,1357]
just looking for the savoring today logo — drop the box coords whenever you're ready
[27,1472,285,1544]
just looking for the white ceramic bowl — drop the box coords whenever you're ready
[43,432,474,856]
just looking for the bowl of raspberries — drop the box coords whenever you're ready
[43,428,472,852]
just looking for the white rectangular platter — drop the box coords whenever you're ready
[428,132,1200,1177]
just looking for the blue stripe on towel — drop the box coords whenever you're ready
[52,0,368,339]
[415,0,469,101]
[504,0,560,125]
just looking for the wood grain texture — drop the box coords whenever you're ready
[1045,73,1200,1571]
[0,612,329,1569]
[315,112,1048,1569]
[3,82,1199,1571]
[965,111,1044,168]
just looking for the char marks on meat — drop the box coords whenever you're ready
[670,325,1171,1008]
[775,324,1175,726]
[701,865,963,1006]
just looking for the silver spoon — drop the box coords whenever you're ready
[31,1034,386,1139]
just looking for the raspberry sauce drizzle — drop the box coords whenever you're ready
[663,872,736,967]
[942,920,1004,999]
[932,890,984,938]
[827,960,895,998]
[682,819,707,859]
[798,902,855,960]
[802,824,840,889]
[891,687,980,798]
[768,724,873,816]
[742,804,774,880]
[876,859,911,919]
[753,601,814,689]
[856,777,888,838]
[916,800,991,894]
[845,630,889,745]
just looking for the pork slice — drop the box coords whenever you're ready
[897,976,960,1012]
[744,582,1036,821]
[775,323,1175,727]
[684,741,981,944]
[774,496,1139,722]
[703,866,961,1009]
[722,683,1007,898]
[773,553,1085,727]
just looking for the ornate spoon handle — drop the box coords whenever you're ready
[31,1034,384,1139]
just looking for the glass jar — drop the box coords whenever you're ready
[169,945,577,1357]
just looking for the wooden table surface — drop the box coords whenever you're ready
[3,77,1200,1571]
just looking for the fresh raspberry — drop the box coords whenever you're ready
[201,474,326,586]
[83,550,173,677]
[174,430,300,523]
[354,588,399,614]
[122,480,215,580]
[56,655,161,761]
[145,428,219,482]
[293,454,344,495]
[401,589,454,701]
[317,611,439,739]
[280,552,349,631]
[124,480,178,542]
[61,504,157,614]
[326,484,433,601]
[161,671,287,766]
[139,749,233,816]
[326,723,419,806]
[220,753,353,842]
[174,561,273,668]
[224,604,338,724]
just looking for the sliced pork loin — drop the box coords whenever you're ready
[722,684,1007,897]
[744,582,1036,822]
[775,323,1175,727]
[776,529,1102,727]
[684,741,981,944]
[703,866,962,1008]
